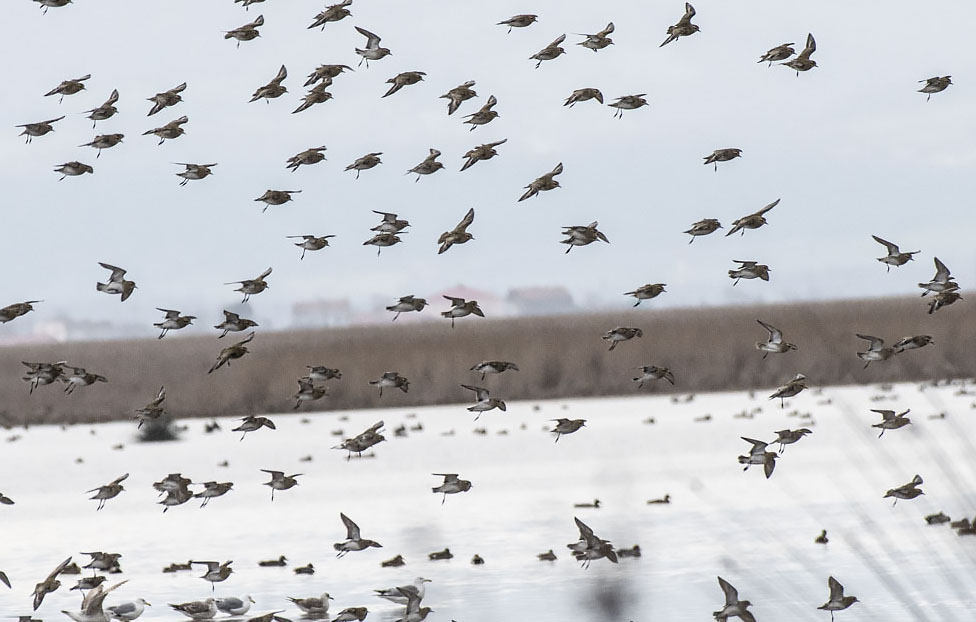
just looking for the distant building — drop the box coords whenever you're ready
[291,299,353,328]
[506,286,575,316]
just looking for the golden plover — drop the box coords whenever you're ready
[519,162,562,201]
[441,80,477,115]
[470,360,519,380]
[728,260,770,285]
[855,334,895,368]
[0,300,41,324]
[154,308,195,339]
[45,74,90,103]
[54,161,93,180]
[437,207,475,254]
[16,116,64,143]
[755,320,797,359]
[460,384,505,419]
[564,88,604,107]
[602,327,642,351]
[561,221,609,252]
[441,296,484,327]
[577,22,614,51]
[287,146,327,172]
[345,152,382,179]
[608,94,648,118]
[225,14,263,48]
[624,283,666,306]
[79,133,124,158]
[147,82,186,116]
[817,576,857,621]
[758,42,794,66]
[684,218,722,242]
[918,76,951,102]
[530,34,566,68]
[363,233,402,255]
[407,148,444,180]
[370,371,409,396]
[383,71,425,98]
[249,65,288,102]
[713,577,755,622]
[871,235,919,271]
[308,0,352,30]
[660,3,699,47]
[174,162,216,186]
[214,310,257,338]
[334,513,382,557]
[293,83,333,113]
[633,365,674,387]
[782,33,816,76]
[208,332,255,373]
[461,139,507,171]
[498,14,537,33]
[225,268,271,302]
[726,198,778,235]
[96,262,136,301]
[85,89,119,127]
[462,94,499,130]
[355,27,392,67]
[254,189,300,212]
[288,234,334,259]
[432,473,473,503]
[703,148,742,171]
[142,115,188,145]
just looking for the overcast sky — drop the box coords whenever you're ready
[3,0,974,333]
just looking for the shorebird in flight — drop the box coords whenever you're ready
[261,470,301,500]
[769,373,807,407]
[462,95,499,130]
[142,115,188,145]
[771,428,811,454]
[437,208,475,254]
[602,327,642,351]
[293,83,333,113]
[147,82,186,115]
[703,148,742,171]
[308,0,352,30]
[32,556,73,610]
[684,218,722,242]
[85,89,119,127]
[738,438,776,478]
[79,133,124,158]
[225,14,263,47]
[726,199,779,236]
[363,232,403,255]
[713,577,756,622]
[154,309,195,339]
[758,42,794,66]
[293,377,328,409]
[45,74,90,103]
[498,14,537,33]
[782,33,816,75]
[87,474,128,511]
[892,335,932,353]
[519,162,562,201]
[287,146,327,171]
[918,76,951,102]
[208,332,256,374]
[226,267,271,303]
[884,474,923,505]
[441,80,477,115]
[625,283,666,306]
[817,577,858,621]
[918,257,958,296]
[432,473,473,504]
[470,360,519,380]
[214,310,258,338]
[96,262,136,302]
[17,116,64,143]
[346,152,383,178]
[461,139,507,171]
[855,334,895,368]
[871,409,911,437]
[871,235,919,271]
[255,189,300,212]
[564,88,603,107]
[249,65,288,102]
[460,384,506,419]
[372,210,410,233]
[577,22,614,51]
[441,296,484,327]
[386,295,427,321]
[633,365,674,388]
[305,64,353,87]
[660,3,699,47]
[334,513,382,557]
[755,320,797,359]
[174,163,216,186]
[383,71,425,98]
[530,34,566,68]
[288,234,334,260]
[355,27,392,67]
[370,371,409,396]
[54,161,93,180]
[232,414,275,440]
[407,149,444,180]
[728,260,770,285]
[191,561,233,591]
[608,94,647,118]
[561,222,609,252]
[0,300,41,324]
[551,418,585,442]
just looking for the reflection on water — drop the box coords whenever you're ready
[2,381,976,621]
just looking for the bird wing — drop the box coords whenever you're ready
[110,473,130,486]
[434,473,459,483]
[911,474,923,486]
[460,384,488,400]
[157,308,181,319]
[871,235,899,254]
[356,26,381,48]
[397,587,420,614]
[756,320,782,342]
[755,198,780,216]
[106,89,120,105]
[340,512,361,540]
[599,22,614,37]
[677,3,696,26]
[549,34,567,46]
[827,576,844,600]
[870,409,896,420]
[733,260,757,267]
[455,207,475,233]
[800,33,816,57]
[273,65,288,82]
[443,295,465,305]
[488,138,508,148]
[99,262,127,280]
[717,576,739,605]
[574,516,594,541]
[741,437,767,454]
[222,310,241,322]
[257,267,273,280]
[932,257,950,282]
[45,556,74,583]
[262,470,285,478]
[856,334,884,351]
[83,579,127,615]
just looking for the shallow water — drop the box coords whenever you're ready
[2,381,976,621]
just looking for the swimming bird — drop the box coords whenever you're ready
[726,199,778,236]
[55,161,94,180]
[498,14,537,33]
[728,260,770,285]
[461,139,507,171]
[437,208,475,254]
[564,88,603,107]
[355,27,392,67]
[370,371,409,396]
[602,327,642,351]
[62,365,107,394]
[32,556,73,610]
[608,94,647,118]
[293,377,328,409]
[169,598,217,620]
[87,474,128,510]
[333,607,368,622]
[363,233,403,255]
[432,473,473,503]
[0,300,41,323]
[462,95,499,130]
[79,133,124,158]
[892,335,932,353]
[96,262,136,301]
[309,0,352,30]
[255,189,300,212]
[538,550,557,561]
[871,235,919,271]
[713,577,755,622]
[428,549,453,561]
[304,64,353,87]
[769,373,807,407]
[249,65,288,102]
[519,162,562,201]
[918,257,958,296]
[17,116,64,143]
[226,268,271,303]
[383,71,425,98]
[441,80,477,115]
[287,146,327,171]
[625,283,666,306]
[470,360,519,380]
[225,14,263,47]
[258,555,286,567]
[647,494,671,504]
[782,33,816,75]
[174,163,216,186]
[660,3,699,47]
[209,332,256,374]
[292,83,333,113]
[288,234,334,260]
[232,414,275,440]
[550,418,585,442]
[441,296,484,327]
[460,384,506,419]
[925,512,951,525]
[530,34,566,68]
[856,334,895,369]
[386,295,428,321]
[106,598,149,621]
[918,76,951,102]
[684,218,722,242]
[738,438,776,478]
[216,596,254,616]
[561,221,609,252]
[382,555,406,567]
[577,22,614,51]
[703,148,742,171]
[334,513,382,557]
[289,593,333,615]
[142,115,188,145]
[192,561,232,591]
[817,576,857,621]
[883,474,923,506]
[633,366,674,388]
[214,310,258,338]
[871,409,911,437]
[346,152,383,179]
[771,428,812,454]
[755,320,797,359]
[61,579,128,622]
[153,308,195,339]
[147,82,186,115]
[407,149,444,180]
[815,530,828,544]
[758,42,794,66]
[194,481,233,508]
[45,74,90,103]
[85,90,119,127]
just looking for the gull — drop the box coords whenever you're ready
[305,64,353,87]
[461,138,506,171]
[255,189,300,212]
[355,27,392,67]
[208,332,256,374]
[608,94,647,118]
[633,365,674,388]
[396,587,433,622]
[530,34,566,68]
[871,235,919,271]
[432,473,473,503]
[333,607,368,622]
[918,76,951,101]
[194,481,233,507]
[871,409,911,437]
[142,116,188,145]
[175,163,216,186]
[225,14,263,47]
[728,260,770,285]
[85,90,119,127]
[96,262,136,302]
[288,593,333,615]
[346,152,383,178]
[309,0,352,30]
[685,218,722,242]
[0,300,41,323]
[363,233,402,255]
[703,148,742,171]
[79,133,124,158]
[370,371,409,396]
[55,161,93,180]
[713,577,755,622]
[334,513,382,557]
[226,268,272,302]
[288,234,334,259]
[214,310,258,338]
[387,295,428,321]
[441,80,477,115]
[216,596,254,616]
[372,210,410,233]
[470,360,519,380]
[293,377,328,409]
[928,290,962,314]
[87,474,128,511]
[232,414,275,440]
[147,82,186,115]
[292,83,333,113]
[45,74,90,103]
[61,580,128,622]
[192,561,232,591]
[32,556,73,610]
[154,308,195,339]
[169,598,217,620]
[893,335,932,353]
[737,437,776,478]
[462,95,499,130]
[602,327,642,351]
[625,283,666,306]
[249,65,288,103]
[918,257,957,296]
[460,384,506,419]
[726,199,778,236]
[577,22,614,51]
[519,162,562,201]
[550,418,585,442]
[856,334,895,368]
[375,578,430,605]
[771,428,812,454]
[564,88,603,107]
[769,373,807,407]
[498,14,537,33]
[758,42,794,66]
[660,3,699,47]
[782,33,816,75]
[438,207,475,254]
[441,296,484,327]
[287,146,327,171]
[16,116,64,143]
[755,320,797,359]
[561,221,609,252]
[817,577,858,621]
[384,71,425,98]
[106,598,149,621]
[36,0,72,14]
[884,474,924,506]
[407,149,444,180]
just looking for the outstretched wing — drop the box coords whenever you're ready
[455,208,475,233]
[717,576,739,605]
[827,576,844,600]
[755,198,780,216]
[871,235,899,254]
[856,334,884,351]
[356,26,381,48]
[340,512,361,540]
[756,320,782,342]
[932,257,950,282]
[677,3,696,26]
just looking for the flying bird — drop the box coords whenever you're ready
[437,208,475,254]
[660,3,699,47]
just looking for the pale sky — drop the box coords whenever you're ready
[3,0,974,334]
